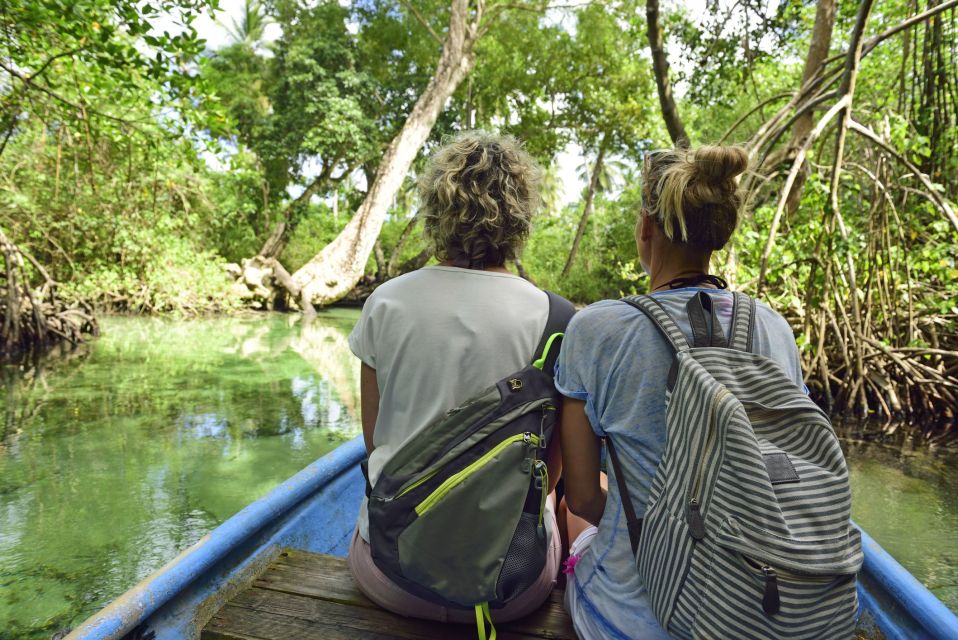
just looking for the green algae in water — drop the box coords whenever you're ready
[0,311,361,639]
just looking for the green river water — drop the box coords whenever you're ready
[0,312,955,638]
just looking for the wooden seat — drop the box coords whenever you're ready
[203,549,577,640]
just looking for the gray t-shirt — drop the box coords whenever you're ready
[348,266,549,540]
[554,288,805,640]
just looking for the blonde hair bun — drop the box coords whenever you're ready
[691,145,749,188]
[643,143,749,252]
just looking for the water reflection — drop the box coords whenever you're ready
[0,310,361,639]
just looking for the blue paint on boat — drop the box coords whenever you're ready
[66,437,958,640]
[856,527,958,640]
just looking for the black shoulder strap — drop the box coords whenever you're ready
[532,290,576,376]
[686,291,729,348]
[606,436,642,556]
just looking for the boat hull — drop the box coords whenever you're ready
[66,436,958,640]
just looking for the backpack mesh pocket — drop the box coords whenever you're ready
[496,512,546,603]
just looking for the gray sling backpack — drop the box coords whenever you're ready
[607,291,863,639]
[366,291,574,632]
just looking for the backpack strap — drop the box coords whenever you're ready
[621,295,690,353]
[606,436,642,557]
[728,291,756,352]
[532,290,576,376]
[686,291,729,348]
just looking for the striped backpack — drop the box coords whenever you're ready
[607,291,863,640]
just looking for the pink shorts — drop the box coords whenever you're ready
[347,499,561,624]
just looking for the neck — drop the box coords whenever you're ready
[649,266,714,292]
[438,260,511,274]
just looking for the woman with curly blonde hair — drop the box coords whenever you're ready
[347,131,566,624]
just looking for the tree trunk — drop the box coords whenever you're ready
[561,142,606,277]
[791,0,839,148]
[783,0,838,215]
[290,0,478,306]
[647,0,689,146]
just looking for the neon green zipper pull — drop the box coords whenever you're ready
[534,460,549,534]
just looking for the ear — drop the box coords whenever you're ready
[640,214,654,242]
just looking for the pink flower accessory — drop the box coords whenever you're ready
[562,553,581,575]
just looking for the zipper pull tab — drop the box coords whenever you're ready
[687,499,705,540]
[762,566,780,615]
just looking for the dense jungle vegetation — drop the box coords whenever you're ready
[1,0,956,425]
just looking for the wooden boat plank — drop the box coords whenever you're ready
[206,586,558,640]
[204,550,577,640]
[254,552,377,608]
[205,601,441,640]
[260,550,566,608]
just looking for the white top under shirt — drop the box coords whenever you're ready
[348,266,549,541]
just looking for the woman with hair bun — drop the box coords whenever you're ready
[556,145,807,639]
[347,131,565,623]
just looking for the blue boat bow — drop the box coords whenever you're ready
[65,437,958,640]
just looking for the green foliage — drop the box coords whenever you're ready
[524,180,648,302]
[0,103,245,313]
[201,0,400,225]
[281,205,344,272]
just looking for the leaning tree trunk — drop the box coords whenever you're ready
[647,0,689,146]
[561,141,606,277]
[290,0,478,306]
[782,0,838,216]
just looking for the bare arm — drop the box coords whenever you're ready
[560,396,606,525]
[545,407,563,494]
[360,362,379,455]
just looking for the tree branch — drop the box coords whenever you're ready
[646,0,688,146]
[397,0,443,45]
[0,61,145,131]
[847,119,958,233]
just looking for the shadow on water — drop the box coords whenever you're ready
[0,310,361,639]
[837,420,958,614]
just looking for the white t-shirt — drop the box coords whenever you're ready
[348,265,549,540]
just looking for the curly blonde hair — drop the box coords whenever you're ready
[419,131,542,269]
[642,144,749,252]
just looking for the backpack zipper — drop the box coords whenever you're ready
[686,387,730,540]
[415,432,540,516]
[762,565,780,615]
[394,466,440,500]
[741,557,838,616]
[391,403,553,502]
[742,555,839,584]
